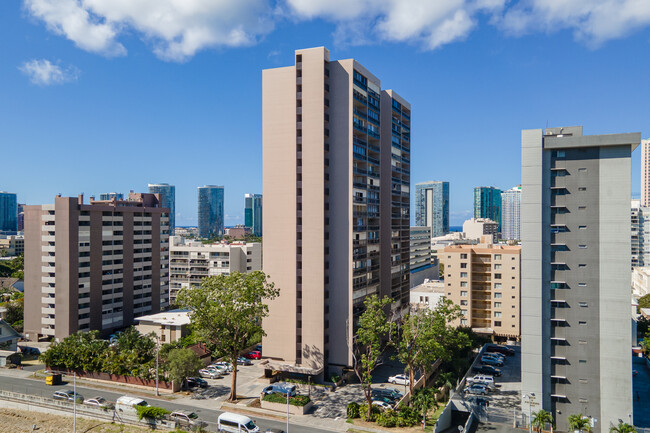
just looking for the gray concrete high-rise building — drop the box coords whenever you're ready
[23,193,170,341]
[501,186,521,241]
[197,185,224,239]
[521,126,639,432]
[0,191,18,233]
[641,139,650,207]
[244,193,263,237]
[262,47,410,377]
[148,184,176,236]
[415,181,449,237]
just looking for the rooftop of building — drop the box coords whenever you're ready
[411,279,445,293]
[444,239,521,254]
[170,236,258,248]
[135,309,191,326]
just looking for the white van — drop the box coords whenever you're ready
[115,396,149,416]
[217,412,260,432]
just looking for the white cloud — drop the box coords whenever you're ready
[24,0,274,62]
[499,0,650,46]
[19,59,80,86]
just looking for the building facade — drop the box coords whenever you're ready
[99,192,124,201]
[244,194,263,237]
[23,193,170,341]
[0,235,24,256]
[632,267,650,299]
[168,236,261,304]
[474,186,502,231]
[501,186,521,241]
[415,181,449,237]
[630,199,650,268]
[0,192,17,233]
[443,239,520,340]
[262,47,410,376]
[521,126,638,432]
[410,226,437,288]
[198,185,224,239]
[148,184,176,236]
[410,280,445,311]
[463,218,499,241]
[641,139,650,207]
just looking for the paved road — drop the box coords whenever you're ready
[0,374,338,433]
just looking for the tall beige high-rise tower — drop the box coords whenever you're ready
[641,139,650,207]
[262,47,411,377]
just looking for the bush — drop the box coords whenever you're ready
[347,402,360,419]
[396,406,419,427]
[330,374,341,383]
[262,393,311,406]
[135,405,170,421]
[376,409,398,427]
[359,403,381,421]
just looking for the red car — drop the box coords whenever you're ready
[245,351,261,360]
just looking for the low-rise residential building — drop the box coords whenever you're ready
[0,235,24,256]
[410,226,438,288]
[410,280,445,311]
[225,225,252,239]
[443,237,520,341]
[135,309,190,344]
[632,267,650,298]
[174,227,199,238]
[24,193,170,341]
[462,218,499,242]
[169,236,262,304]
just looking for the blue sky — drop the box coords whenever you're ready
[1,0,649,226]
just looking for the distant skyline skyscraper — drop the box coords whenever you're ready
[0,191,18,233]
[500,185,521,240]
[148,183,176,236]
[641,139,650,207]
[244,193,263,237]
[473,186,502,231]
[415,181,449,237]
[198,185,224,238]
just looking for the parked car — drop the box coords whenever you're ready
[237,357,253,366]
[388,374,410,386]
[372,394,398,405]
[53,390,84,402]
[480,356,504,367]
[116,396,148,416]
[256,344,263,352]
[261,383,297,397]
[186,377,208,388]
[482,352,505,362]
[213,361,233,372]
[466,375,495,386]
[464,384,488,395]
[245,351,262,360]
[207,364,230,374]
[466,395,490,406]
[373,388,403,401]
[473,365,502,376]
[485,344,515,356]
[218,412,260,432]
[372,400,393,410]
[83,396,112,408]
[264,429,284,433]
[199,368,222,379]
[169,411,208,429]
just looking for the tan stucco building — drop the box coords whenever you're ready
[262,47,411,377]
[443,237,520,340]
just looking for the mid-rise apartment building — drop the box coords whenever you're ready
[474,186,502,231]
[521,126,639,432]
[501,186,521,241]
[463,218,499,242]
[415,181,449,237]
[168,236,261,304]
[443,238,520,340]
[262,47,410,377]
[198,185,224,239]
[149,184,176,236]
[641,139,650,207]
[244,194,263,237]
[0,235,24,256]
[23,193,170,341]
[631,267,650,299]
[410,226,437,288]
[0,192,17,233]
[630,199,650,268]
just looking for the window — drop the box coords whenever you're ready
[579,321,587,325]
[460,282,468,288]
[494,292,502,299]
[578,168,587,172]
[579,264,586,268]
[494,264,502,270]
[494,283,502,289]
[494,302,502,308]
[461,291,468,297]
[579,206,586,210]
[579,302,588,307]
[461,263,467,269]
[494,321,502,327]
[578,187,586,191]
[460,272,468,278]
[461,309,467,316]
[579,225,587,230]
[461,253,468,259]
[553,150,566,158]
[494,311,502,318]
[494,273,502,279]
[461,319,468,326]
[579,340,587,345]
[578,245,587,249]
[579,359,587,364]
[494,254,502,260]
[578,282,587,287]
[460,300,468,306]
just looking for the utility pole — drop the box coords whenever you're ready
[73,372,77,433]
[155,334,159,396]
[286,391,290,433]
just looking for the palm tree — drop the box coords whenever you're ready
[568,414,593,433]
[436,372,456,401]
[412,388,436,430]
[609,422,636,433]
[532,410,553,433]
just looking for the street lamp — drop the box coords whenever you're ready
[73,371,76,433]
[153,334,160,396]
[286,391,289,433]
[523,393,536,433]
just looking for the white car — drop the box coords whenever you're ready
[388,374,410,385]
[212,361,233,372]
[84,396,112,408]
[372,400,393,410]
[208,364,230,374]
[199,368,222,379]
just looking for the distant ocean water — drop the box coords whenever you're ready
[450,226,463,232]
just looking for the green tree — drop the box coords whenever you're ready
[3,298,24,332]
[638,293,650,310]
[176,271,279,402]
[435,371,456,401]
[609,422,636,433]
[166,348,203,388]
[351,294,394,421]
[412,387,436,429]
[532,409,553,433]
[568,414,592,433]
